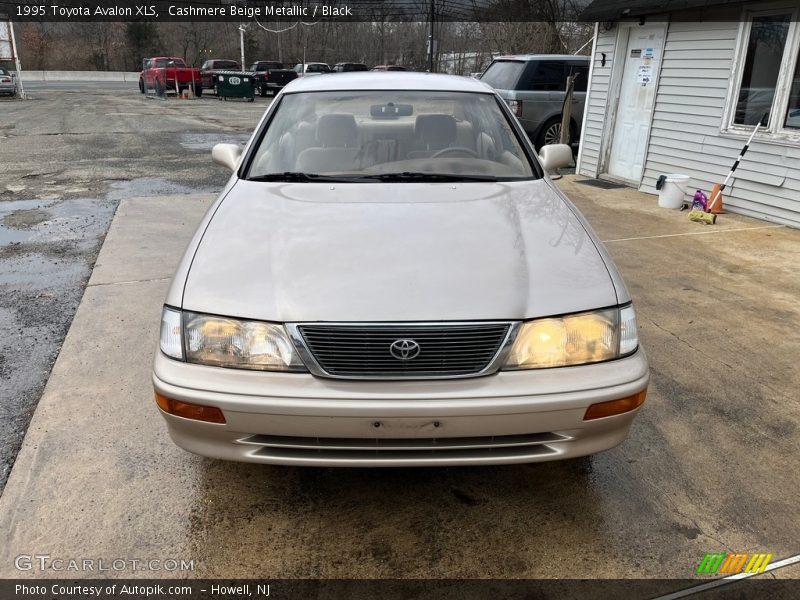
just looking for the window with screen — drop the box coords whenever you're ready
[725,9,800,140]
[733,14,790,126]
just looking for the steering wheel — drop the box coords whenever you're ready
[431,147,480,159]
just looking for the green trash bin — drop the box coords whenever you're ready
[216,71,255,101]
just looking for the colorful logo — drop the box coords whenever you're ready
[697,552,773,575]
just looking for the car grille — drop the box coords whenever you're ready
[239,432,566,464]
[296,323,512,379]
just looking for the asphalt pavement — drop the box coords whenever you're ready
[0,83,269,491]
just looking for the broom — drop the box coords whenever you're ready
[688,112,768,225]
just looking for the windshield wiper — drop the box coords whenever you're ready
[358,172,499,182]
[248,172,353,183]
[248,171,502,183]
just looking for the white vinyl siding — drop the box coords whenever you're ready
[640,15,800,228]
[580,5,800,228]
[577,28,617,177]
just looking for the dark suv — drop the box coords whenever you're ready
[480,54,589,149]
[333,63,368,72]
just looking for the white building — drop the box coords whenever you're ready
[576,0,800,227]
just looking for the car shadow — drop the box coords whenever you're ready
[185,453,633,578]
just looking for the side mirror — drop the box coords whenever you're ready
[212,143,243,172]
[538,143,573,174]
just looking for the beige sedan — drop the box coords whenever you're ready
[153,72,648,466]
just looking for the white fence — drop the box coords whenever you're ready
[16,70,139,82]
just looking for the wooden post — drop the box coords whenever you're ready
[560,74,576,145]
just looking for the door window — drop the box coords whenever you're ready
[523,62,566,91]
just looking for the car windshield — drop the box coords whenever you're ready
[0,68,8,76]
[216,61,238,69]
[247,90,535,181]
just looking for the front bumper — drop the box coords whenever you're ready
[152,348,649,467]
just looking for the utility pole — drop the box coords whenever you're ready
[428,0,435,72]
[238,24,247,70]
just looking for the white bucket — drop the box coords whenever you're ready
[658,174,690,209]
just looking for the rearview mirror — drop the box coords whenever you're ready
[212,143,243,172]
[370,103,414,119]
[538,144,573,174]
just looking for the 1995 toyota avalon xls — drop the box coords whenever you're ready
[153,72,649,466]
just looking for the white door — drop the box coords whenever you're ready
[606,25,665,182]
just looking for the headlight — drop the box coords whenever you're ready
[159,307,306,372]
[160,307,183,360]
[503,306,638,370]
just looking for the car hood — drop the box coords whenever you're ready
[182,179,618,321]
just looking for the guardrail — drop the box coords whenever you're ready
[15,70,140,82]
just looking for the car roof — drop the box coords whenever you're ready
[285,71,494,93]
[493,54,589,62]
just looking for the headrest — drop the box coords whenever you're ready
[316,113,358,147]
[414,114,457,146]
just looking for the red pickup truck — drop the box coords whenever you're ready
[139,57,202,97]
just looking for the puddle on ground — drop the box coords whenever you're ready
[107,177,218,200]
[0,250,88,288]
[3,208,51,229]
[179,132,250,152]
[0,197,115,248]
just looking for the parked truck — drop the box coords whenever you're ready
[249,61,298,96]
[200,59,240,94]
[139,57,202,97]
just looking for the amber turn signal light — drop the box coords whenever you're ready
[155,392,226,424]
[583,389,647,420]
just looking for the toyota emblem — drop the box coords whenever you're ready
[389,339,421,360]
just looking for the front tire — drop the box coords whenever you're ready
[536,117,575,150]
[138,78,144,94]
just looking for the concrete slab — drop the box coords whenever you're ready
[1,183,798,579]
[89,194,214,286]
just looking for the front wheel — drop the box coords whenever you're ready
[536,117,575,150]
[138,78,144,94]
